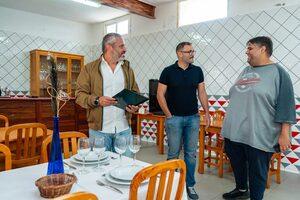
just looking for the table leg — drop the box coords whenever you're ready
[137,115,141,135]
[198,125,205,174]
[157,119,165,154]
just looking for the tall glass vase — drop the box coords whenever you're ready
[47,116,64,175]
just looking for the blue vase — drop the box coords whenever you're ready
[47,116,64,175]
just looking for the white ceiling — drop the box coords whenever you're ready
[0,0,129,24]
[0,0,176,24]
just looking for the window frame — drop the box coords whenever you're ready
[105,18,130,36]
[178,0,228,27]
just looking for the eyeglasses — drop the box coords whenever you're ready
[180,50,196,55]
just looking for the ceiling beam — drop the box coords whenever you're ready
[100,0,155,19]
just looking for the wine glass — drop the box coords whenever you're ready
[93,136,106,172]
[129,135,141,166]
[114,135,127,166]
[77,138,90,174]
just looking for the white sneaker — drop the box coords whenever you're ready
[187,186,199,200]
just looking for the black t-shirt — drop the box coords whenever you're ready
[159,61,204,116]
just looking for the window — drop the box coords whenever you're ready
[105,20,129,35]
[106,24,116,34]
[179,0,227,26]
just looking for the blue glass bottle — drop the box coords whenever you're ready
[47,116,64,175]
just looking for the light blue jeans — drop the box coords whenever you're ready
[165,114,200,187]
[89,128,133,157]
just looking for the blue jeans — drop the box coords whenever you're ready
[89,128,133,157]
[165,114,200,187]
[224,138,273,200]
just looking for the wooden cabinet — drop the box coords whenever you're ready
[0,98,88,134]
[30,49,84,97]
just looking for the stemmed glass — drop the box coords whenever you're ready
[77,138,90,174]
[114,135,127,166]
[129,135,141,166]
[93,136,106,172]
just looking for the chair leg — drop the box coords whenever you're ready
[266,172,271,189]
[207,137,212,168]
[218,151,224,178]
[276,155,281,184]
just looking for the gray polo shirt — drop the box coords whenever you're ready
[221,63,296,152]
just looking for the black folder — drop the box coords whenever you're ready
[112,89,149,110]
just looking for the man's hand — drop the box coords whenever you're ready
[126,105,139,113]
[205,112,210,129]
[278,133,291,152]
[166,114,173,119]
[99,96,117,107]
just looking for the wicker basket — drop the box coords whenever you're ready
[35,173,77,198]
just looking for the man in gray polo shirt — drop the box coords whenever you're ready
[221,36,296,200]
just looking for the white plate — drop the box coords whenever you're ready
[105,173,131,185]
[105,173,148,186]
[70,156,110,165]
[110,165,143,181]
[74,151,107,162]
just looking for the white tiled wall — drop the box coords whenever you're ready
[125,5,299,97]
[0,5,298,95]
[0,30,99,91]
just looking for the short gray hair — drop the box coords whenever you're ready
[176,42,192,52]
[102,33,122,53]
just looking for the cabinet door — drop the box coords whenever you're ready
[56,57,68,94]
[39,55,50,97]
[69,58,81,97]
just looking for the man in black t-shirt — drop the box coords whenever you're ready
[157,42,210,200]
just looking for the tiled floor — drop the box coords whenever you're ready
[136,141,300,200]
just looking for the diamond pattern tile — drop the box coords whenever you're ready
[0,30,98,91]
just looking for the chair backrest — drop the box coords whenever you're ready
[213,110,225,121]
[0,114,9,127]
[199,110,206,121]
[53,191,98,200]
[40,131,87,163]
[129,159,186,200]
[5,123,47,168]
[0,144,12,170]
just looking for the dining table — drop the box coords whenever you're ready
[0,152,188,200]
[198,119,223,174]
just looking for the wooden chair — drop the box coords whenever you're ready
[129,159,186,200]
[0,114,9,127]
[213,110,225,121]
[204,110,227,177]
[40,131,87,163]
[199,110,206,122]
[0,144,12,170]
[5,123,47,168]
[266,152,281,188]
[54,192,98,200]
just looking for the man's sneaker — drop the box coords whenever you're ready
[222,188,250,199]
[187,186,199,200]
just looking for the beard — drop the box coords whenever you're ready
[187,57,194,63]
[119,53,125,61]
[113,50,126,62]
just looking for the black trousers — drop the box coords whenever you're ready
[224,138,273,200]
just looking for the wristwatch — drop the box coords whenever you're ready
[94,97,99,106]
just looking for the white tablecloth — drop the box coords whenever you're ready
[0,152,187,200]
